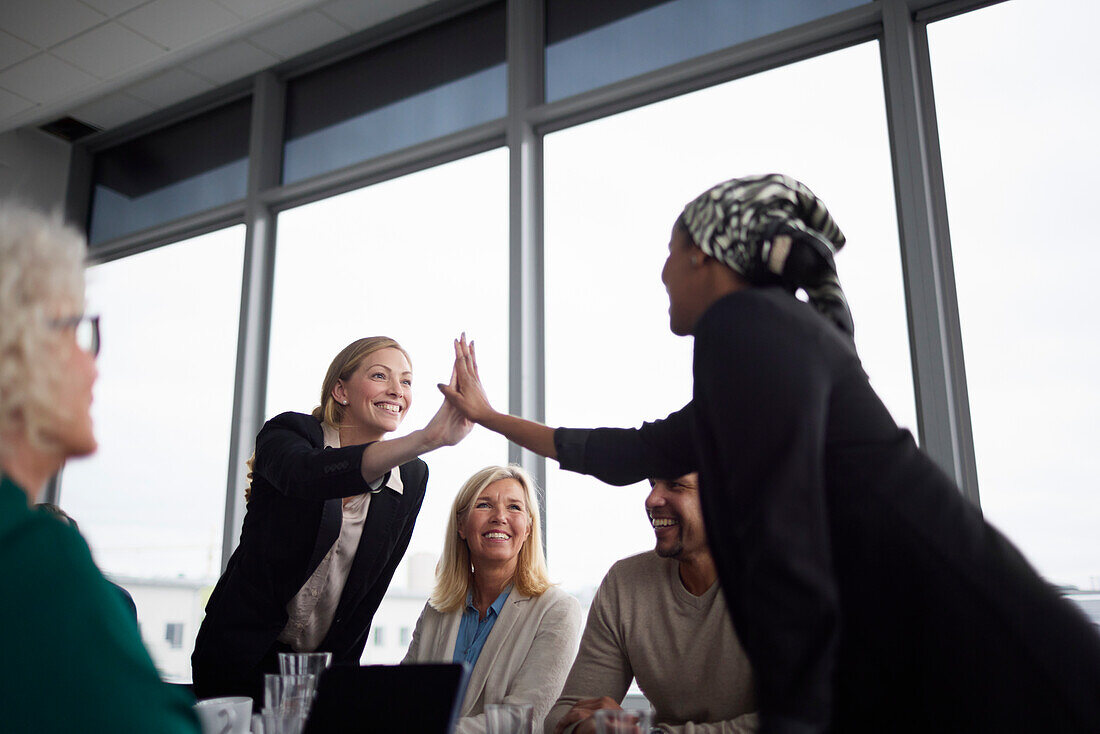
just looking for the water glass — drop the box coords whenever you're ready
[593,708,653,734]
[263,673,318,719]
[278,651,332,677]
[258,709,308,734]
[485,702,534,734]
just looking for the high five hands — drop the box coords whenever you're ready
[420,343,475,448]
[437,333,558,459]
[438,333,496,425]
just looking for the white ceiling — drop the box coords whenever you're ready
[0,0,433,137]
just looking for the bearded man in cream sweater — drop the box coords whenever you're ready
[546,473,759,734]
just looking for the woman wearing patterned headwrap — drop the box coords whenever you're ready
[441,174,1100,734]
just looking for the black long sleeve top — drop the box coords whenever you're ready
[554,287,1100,734]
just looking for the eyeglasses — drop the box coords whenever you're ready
[50,314,100,357]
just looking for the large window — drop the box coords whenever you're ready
[60,226,246,680]
[545,0,869,101]
[66,0,1100,675]
[88,99,251,245]
[265,149,510,661]
[544,41,913,595]
[282,3,506,184]
[929,0,1100,590]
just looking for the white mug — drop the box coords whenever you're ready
[194,696,253,734]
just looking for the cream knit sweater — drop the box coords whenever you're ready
[546,551,758,734]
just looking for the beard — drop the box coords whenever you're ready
[655,539,683,559]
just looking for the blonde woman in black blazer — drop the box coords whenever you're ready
[193,336,472,702]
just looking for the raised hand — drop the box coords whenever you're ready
[422,356,474,447]
[438,333,496,425]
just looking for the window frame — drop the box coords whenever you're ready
[59,0,1006,567]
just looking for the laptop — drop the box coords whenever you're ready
[302,662,470,734]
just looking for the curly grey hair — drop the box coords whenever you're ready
[0,203,87,454]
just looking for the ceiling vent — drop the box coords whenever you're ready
[39,116,102,142]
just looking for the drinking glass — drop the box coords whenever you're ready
[278,651,332,677]
[263,673,318,719]
[259,709,308,734]
[593,708,653,734]
[485,702,534,734]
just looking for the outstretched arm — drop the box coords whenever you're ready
[440,334,695,482]
[438,334,558,459]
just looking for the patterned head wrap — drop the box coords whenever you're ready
[678,173,854,337]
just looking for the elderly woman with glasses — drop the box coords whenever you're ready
[403,464,581,734]
[0,204,199,733]
[442,175,1100,734]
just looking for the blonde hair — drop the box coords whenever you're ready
[310,337,411,428]
[0,203,86,458]
[430,464,551,613]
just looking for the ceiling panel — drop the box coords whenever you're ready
[53,23,165,80]
[80,0,151,16]
[0,87,34,118]
[214,0,319,21]
[184,40,278,86]
[0,53,98,102]
[247,9,347,60]
[0,29,37,71]
[0,0,107,49]
[69,89,156,129]
[0,0,425,135]
[125,66,215,108]
[120,0,239,50]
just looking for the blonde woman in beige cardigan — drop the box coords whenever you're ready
[403,465,581,734]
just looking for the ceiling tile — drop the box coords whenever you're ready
[53,22,165,79]
[214,0,309,21]
[247,9,346,60]
[80,0,150,18]
[69,89,155,129]
[124,67,215,108]
[0,53,99,104]
[0,0,107,49]
[119,0,238,50]
[184,40,276,85]
[0,29,37,71]
[320,0,431,32]
[0,87,35,119]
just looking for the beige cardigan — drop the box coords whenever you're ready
[402,585,582,734]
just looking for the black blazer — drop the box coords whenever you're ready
[192,412,427,699]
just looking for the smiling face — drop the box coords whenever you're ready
[661,224,706,336]
[333,347,412,442]
[646,472,707,561]
[459,478,532,572]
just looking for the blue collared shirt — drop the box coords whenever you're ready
[452,585,512,668]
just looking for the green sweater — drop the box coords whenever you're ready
[0,474,199,733]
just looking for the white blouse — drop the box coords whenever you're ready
[277,422,403,651]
